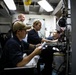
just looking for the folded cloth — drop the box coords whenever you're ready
[23,53,40,68]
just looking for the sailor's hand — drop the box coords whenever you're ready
[51,39,58,42]
[33,46,42,55]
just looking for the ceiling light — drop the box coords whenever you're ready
[3,0,16,10]
[38,0,53,12]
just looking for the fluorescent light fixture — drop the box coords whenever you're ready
[4,0,16,10]
[38,0,53,12]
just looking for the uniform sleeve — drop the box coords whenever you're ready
[8,42,23,66]
[27,30,42,44]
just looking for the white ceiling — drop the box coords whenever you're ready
[0,0,61,17]
[14,0,60,15]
